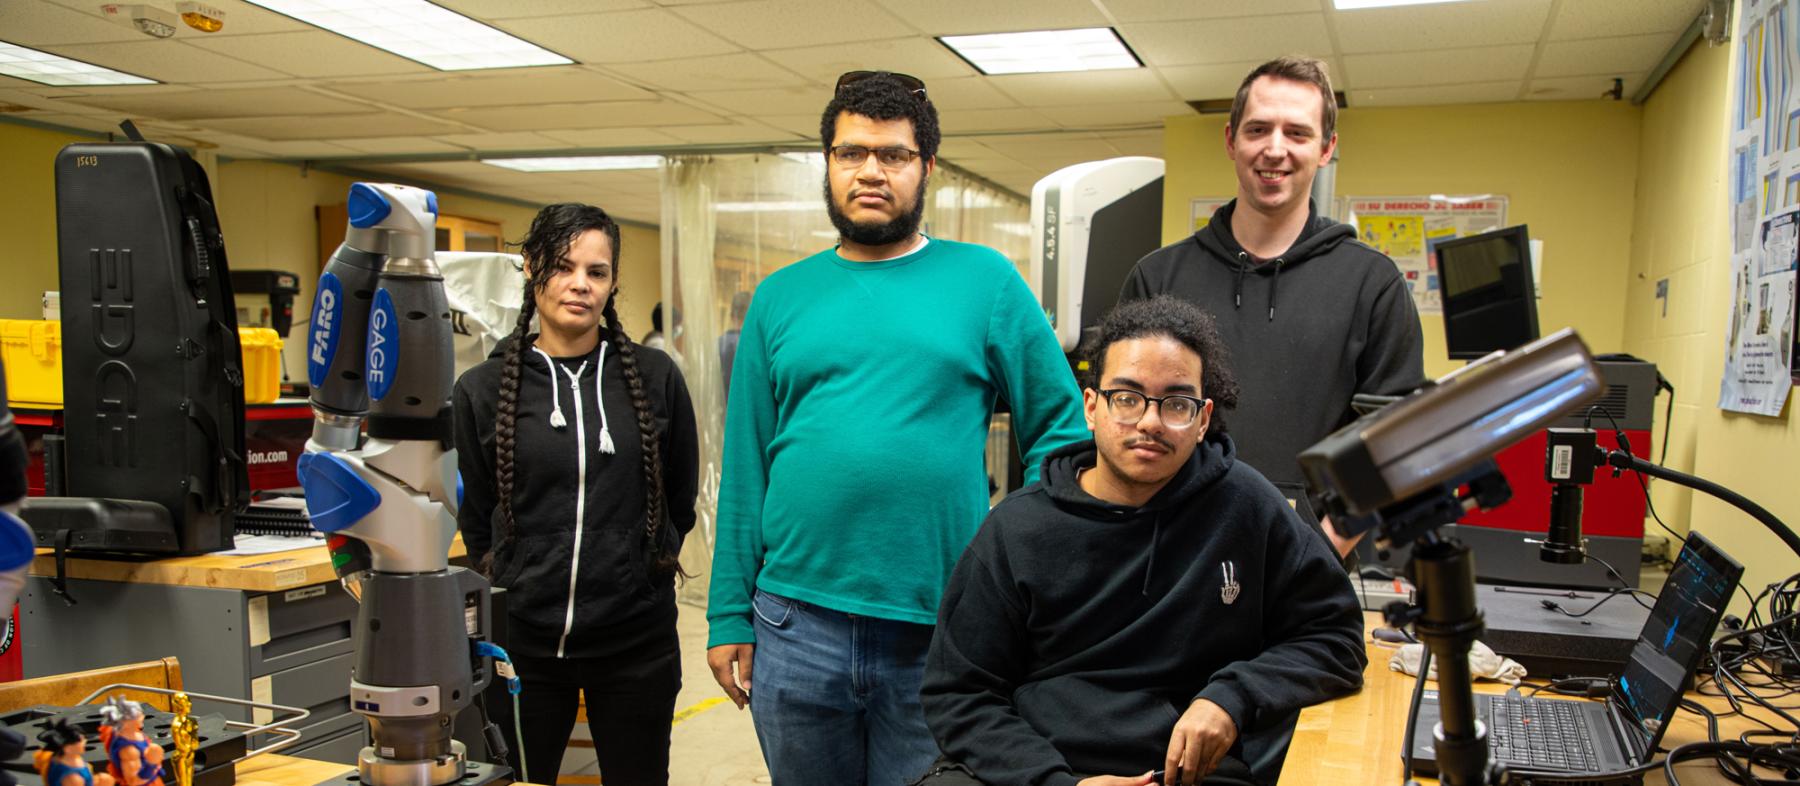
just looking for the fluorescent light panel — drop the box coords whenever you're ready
[938,28,1139,75]
[0,41,155,86]
[242,0,571,71]
[1333,0,1476,9]
[483,156,663,172]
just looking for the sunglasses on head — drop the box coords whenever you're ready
[835,70,928,101]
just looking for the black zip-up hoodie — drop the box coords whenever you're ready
[453,335,698,659]
[1121,200,1424,513]
[921,435,1365,786]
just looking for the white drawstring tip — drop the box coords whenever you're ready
[549,409,566,429]
[598,427,616,454]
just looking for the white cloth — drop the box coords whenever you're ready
[1389,640,1529,686]
[438,252,527,379]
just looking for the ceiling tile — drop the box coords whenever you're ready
[1344,45,1536,89]
[1525,74,1646,101]
[205,137,361,157]
[917,77,1020,110]
[204,112,466,139]
[670,0,911,49]
[449,100,726,131]
[330,137,470,155]
[989,69,1177,106]
[498,9,741,64]
[1534,32,1681,78]
[324,70,654,109]
[1101,0,1323,22]
[760,37,977,84]
[1036,100,1191,128]
[1332,0,1554,54]
[31,0,315,39]
[1549,0,1704,40]
[683,86,826,116]
[539,127,686,147]
[607,53,807,91]
[44,41,289,83]
[434,0,650,19]
[65,86,369,120]
[868,0,1106,35]
[1099,130,1164,157]
[1119,14,1331,67]
[935,137,1001,157]
[431,131,575,151]
[0,2,160,46]
[1162,60,1333,101]
[1347,80,1523,107]
[659,120,801,143]
[753,113,825,136]
[182,32,429,78]
[940,107,1057,132]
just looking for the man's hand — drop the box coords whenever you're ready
[707,644,755,709]
[1075,773,1156,786]
[1164,699,1237,786]
[1321,515,1363,559]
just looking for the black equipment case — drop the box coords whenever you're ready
[30,141,250,556]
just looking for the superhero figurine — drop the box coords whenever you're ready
[33,720,115,786]
[98,698,163,786]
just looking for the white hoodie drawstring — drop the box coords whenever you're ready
[531,342,614,454]
[594,341,615,454]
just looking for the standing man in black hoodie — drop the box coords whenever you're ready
[1119,56,1424,558]
[919,296,1365,786]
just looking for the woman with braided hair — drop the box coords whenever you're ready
[453,203,698,786]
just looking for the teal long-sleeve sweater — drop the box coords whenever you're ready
[706,238,1087,646]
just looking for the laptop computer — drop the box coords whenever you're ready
[1410,531,1744,780]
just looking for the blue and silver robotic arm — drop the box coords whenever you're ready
[299,182,503,786]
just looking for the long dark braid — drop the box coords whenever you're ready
[602,296,685,578]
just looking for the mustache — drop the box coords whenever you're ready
[1125,436,1174,452]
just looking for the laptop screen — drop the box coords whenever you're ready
[1613,532,1744,754]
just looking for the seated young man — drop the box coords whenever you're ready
[919,296,1367,786]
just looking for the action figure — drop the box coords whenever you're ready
[33,720,115,786]
[97,697,163,786]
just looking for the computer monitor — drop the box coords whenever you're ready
[1435,225,1539,360]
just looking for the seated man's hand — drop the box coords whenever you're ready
[1164,698,1237,786]
[1076,773,1156,786]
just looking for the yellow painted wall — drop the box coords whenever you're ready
[1627,37,1800,610]
[1162,101,1642,380]
[0,121,660,383]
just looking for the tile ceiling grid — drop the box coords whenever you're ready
[0,0,1708,222]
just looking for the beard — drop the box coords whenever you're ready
[824,172,928,247]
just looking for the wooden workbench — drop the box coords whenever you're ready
[1280,612,1790,785]
[29,534,467,591]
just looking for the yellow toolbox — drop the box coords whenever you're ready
[237,327,283,404]
[2,320,284,407]
[0,319,62,409]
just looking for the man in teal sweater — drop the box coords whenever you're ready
[706,71,1087,786]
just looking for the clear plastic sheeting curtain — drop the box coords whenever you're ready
[659,153,1030,602]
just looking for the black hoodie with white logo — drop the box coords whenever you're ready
[921,435,1365,786]
[1121,200,1424,511]
[453,336,698,659]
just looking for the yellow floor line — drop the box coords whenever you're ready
[670,696,729,727]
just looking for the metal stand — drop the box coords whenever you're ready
[1409,532,1497,786]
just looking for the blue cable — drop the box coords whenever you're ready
[474,641,528,783]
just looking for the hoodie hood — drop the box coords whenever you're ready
[1040,432,1238,596]
[1197,198,1355,320]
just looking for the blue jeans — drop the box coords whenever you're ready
[749,588,941,786]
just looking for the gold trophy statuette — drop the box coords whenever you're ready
[169,693,198,786]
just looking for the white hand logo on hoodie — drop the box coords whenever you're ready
[1220,560,1240,605]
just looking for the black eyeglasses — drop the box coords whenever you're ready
[1096,389,1208,428]
[829,144,921,170]
[835,70,928,101]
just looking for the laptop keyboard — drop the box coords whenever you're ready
[1484,695,1600,772]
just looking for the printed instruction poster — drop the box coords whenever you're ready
[1723,0,1799,415]
[1346,196,1509,315]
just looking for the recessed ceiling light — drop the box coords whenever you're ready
[241,0,571,71]
[483,155,663,172]
[0,40,156,86]
[1333,0,1477,10]
[938,28,1140,76]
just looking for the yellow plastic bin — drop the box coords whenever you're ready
[0,319,63,409]
[238,327,283,404]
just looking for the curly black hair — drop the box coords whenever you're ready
[1086,296,1241,434]
[819,72,940,162]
